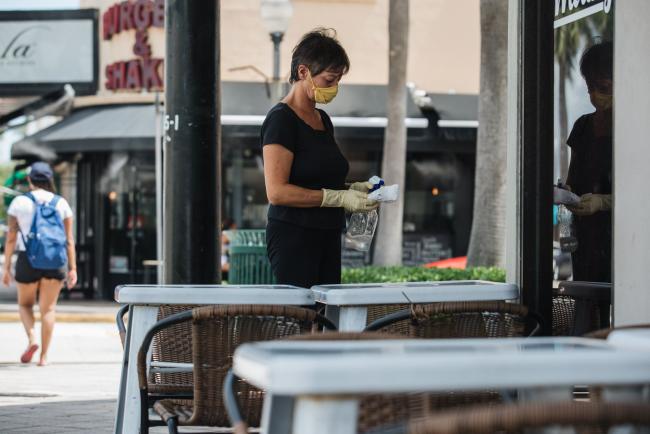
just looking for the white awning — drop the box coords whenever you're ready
[221,114,429,129]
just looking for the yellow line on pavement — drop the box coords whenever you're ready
[0,312,115,323]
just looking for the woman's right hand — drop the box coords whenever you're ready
[67,269,78,289]
[321,189,378,212]
[2,268,12,287]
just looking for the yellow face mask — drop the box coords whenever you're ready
[308,71,338,104]
[591,91,613,111]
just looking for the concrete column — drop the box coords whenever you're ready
[613,0,650,325]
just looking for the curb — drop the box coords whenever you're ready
[0,312,116,323]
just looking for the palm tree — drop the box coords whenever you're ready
[373,0,409,266]
[466,0,508,267]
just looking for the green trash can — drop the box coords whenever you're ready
[227,229,276,284]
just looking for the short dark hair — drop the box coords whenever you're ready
[289,28,350,84]
[580,41,613,84]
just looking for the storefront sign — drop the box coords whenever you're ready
[554,0,613,29]
[103,0,164,91]
[0,10,98,96]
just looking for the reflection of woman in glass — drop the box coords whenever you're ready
[565,41,613,282]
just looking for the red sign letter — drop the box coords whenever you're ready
[119,1,134,32]
[141,57,163,90]
[152,0,164,28]
[126,59,143,89]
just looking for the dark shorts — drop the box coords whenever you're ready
[15,252,66,283]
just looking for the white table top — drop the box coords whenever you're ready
[608,329,650,350]
[311,281,519,305]
[233,337,650,395]
[114,284,314,305]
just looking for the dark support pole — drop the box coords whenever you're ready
[164,0,221,284]
[520,0,554,335]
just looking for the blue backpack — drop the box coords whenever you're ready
[19,192,68,270]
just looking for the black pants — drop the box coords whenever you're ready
[266,219,341,289]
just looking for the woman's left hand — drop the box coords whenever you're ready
[67,269,78,288]
[348,181,372,193]
[2,268,11,287]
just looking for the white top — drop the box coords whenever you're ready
[114,284,315,305]
[233,337,650,395]
[7,189,73,251]
[311,281,519,305]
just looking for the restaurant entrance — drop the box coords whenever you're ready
[75,152,157,299]
[103,152,157,292]
[507,0,617,333]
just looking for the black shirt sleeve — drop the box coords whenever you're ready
[567,114,589,151]
[261,106,297,153]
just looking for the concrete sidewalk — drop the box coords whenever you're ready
[0,322,123,433]
[0,322,205,433]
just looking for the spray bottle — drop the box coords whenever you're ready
[344,176,399,252]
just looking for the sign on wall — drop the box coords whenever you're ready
[103,0,165,92]
[554,0,613,29]
[0,10,99,97]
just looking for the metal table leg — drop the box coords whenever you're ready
[292,396,358,434]
[114,305,159,434]
[337,306,368,332]
[261,394,295,434]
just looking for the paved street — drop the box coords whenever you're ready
[0,322,122,433]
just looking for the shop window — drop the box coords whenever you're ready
[553,3,613,283]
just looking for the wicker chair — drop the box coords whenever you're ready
[116,304,195,399]
[136,304,337,434]
[360,302,542,432]
[116,304,129,348]
[552,282,612,336]
[365,401,650,434]
[147,305,197,398]
[364,301,543,338]
[223,331,408,434]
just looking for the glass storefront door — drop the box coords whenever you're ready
[553,3,614,283]
[103,152,157,289]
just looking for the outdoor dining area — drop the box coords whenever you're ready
[108,2,650,433]
[112,281,650,434]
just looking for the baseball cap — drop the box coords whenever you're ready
[28,162,54,182]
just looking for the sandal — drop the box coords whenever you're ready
[20,344,39,363]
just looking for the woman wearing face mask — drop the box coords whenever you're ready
[565,41,613,282]
[261,28,378,288]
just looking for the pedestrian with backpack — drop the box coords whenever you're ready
[2,162,77,366]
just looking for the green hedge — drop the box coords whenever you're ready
[341,266,505,284]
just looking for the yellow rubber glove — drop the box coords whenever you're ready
[570,193,612,216]
[348,181,373,193]
[321,189,379,212]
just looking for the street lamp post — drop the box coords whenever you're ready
[260,0,293,99]
[270,31,284,81]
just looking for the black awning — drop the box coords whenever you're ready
[11,104,155,160]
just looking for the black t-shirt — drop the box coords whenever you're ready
[261,103,349,230]
[566,113,612,282]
